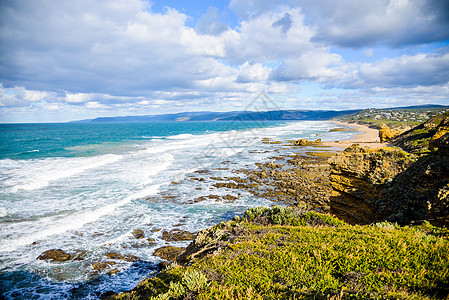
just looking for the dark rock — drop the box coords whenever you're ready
[37,249,71,262]
[392,111,449,154]
[131,229,145,239]
[106,252,140,262]
[153,246,185,261]
[162,229,196,242]
[223,194,238,202]
[434,132,449,156]
[92,261,116,272]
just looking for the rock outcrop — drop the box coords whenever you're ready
[131,229,145,239]
[292,138,322,146]
[328,146,413,224]
[37,249,72,262]
[378,123,402,142]
[153,246,185,261]
[162,230,196,242]
[377,131,449,226]
[329,111,449,226]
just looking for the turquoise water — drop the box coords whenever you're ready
[0,121,285,159]
[0,120,355,299]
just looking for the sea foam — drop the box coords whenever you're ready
[2,154,123,192]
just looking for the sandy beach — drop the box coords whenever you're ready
[324,121,391,149]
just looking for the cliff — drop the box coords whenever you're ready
[392,110,449,154]
[328,146,414,224]
[328,111,449,227]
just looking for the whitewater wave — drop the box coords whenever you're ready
[1,154,123,192]
[0,183,163,253]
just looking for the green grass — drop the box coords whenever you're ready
[115,208,449,300]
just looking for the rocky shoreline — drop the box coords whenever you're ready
[37,112,449,299]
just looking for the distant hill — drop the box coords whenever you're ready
[71,109,361,123]
[71,105,448,123]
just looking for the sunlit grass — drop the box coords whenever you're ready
[116,208,449,300]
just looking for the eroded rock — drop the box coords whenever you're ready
[153,246,185,261]
[328,146,413,224]
[162,229,196,242]
[37,249,71,262]
[131,229,145,239]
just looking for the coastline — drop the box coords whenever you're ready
[112,114,449,299]
[324,120,391,148]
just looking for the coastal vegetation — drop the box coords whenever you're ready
[114,208,449,299]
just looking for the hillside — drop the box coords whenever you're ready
[337,106,449,129]
[72,109,361,123]
[112,208,449,300]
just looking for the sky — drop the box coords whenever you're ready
[0,0,449,123]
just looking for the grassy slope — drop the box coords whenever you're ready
[115,208,449,300]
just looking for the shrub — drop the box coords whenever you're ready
[182,269,209,293]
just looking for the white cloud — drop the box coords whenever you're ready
[236,62,269,83]
[351,51,449,88]
[229,0,449,48]
[270,52,344,81]
[86,101,107,109]
[196,7,228,35]
[65,93,93,103]
[223,9,315,64]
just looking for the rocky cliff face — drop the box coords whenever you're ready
[392,110,449,154]
[378,123,402,142]
[378,132,449,226]
[328,146,414,224]
[328,111,449,227]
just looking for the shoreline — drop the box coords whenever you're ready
[324,121,391,149]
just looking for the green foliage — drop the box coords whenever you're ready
[118,211,449,300]
[168,281,186,298]
[243,206,345,228]
[244,205,303,225]
[373,220,400,229]
[182,269,209,293]
[302,211,346,227]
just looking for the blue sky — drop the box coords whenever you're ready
[0,0,448,122]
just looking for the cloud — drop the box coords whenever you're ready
[350,51,449,88]
[223,9,316,64]
[270,52,344,82]
[272,12,293,35]
[196,7,228,35]
[229,0,449,48]
[0,0,231,96]
[236,62,269,83]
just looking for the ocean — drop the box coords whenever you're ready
[0,120,356,299]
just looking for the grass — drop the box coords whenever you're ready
[115,208,449,300]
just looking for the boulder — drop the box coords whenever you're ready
[293,138,322,146]
[131,229,145,239]
[37,249,71,262]
[162,229,196,242]
[106,252,140,262]
[153,246,185,261]
[92,261,116,272]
